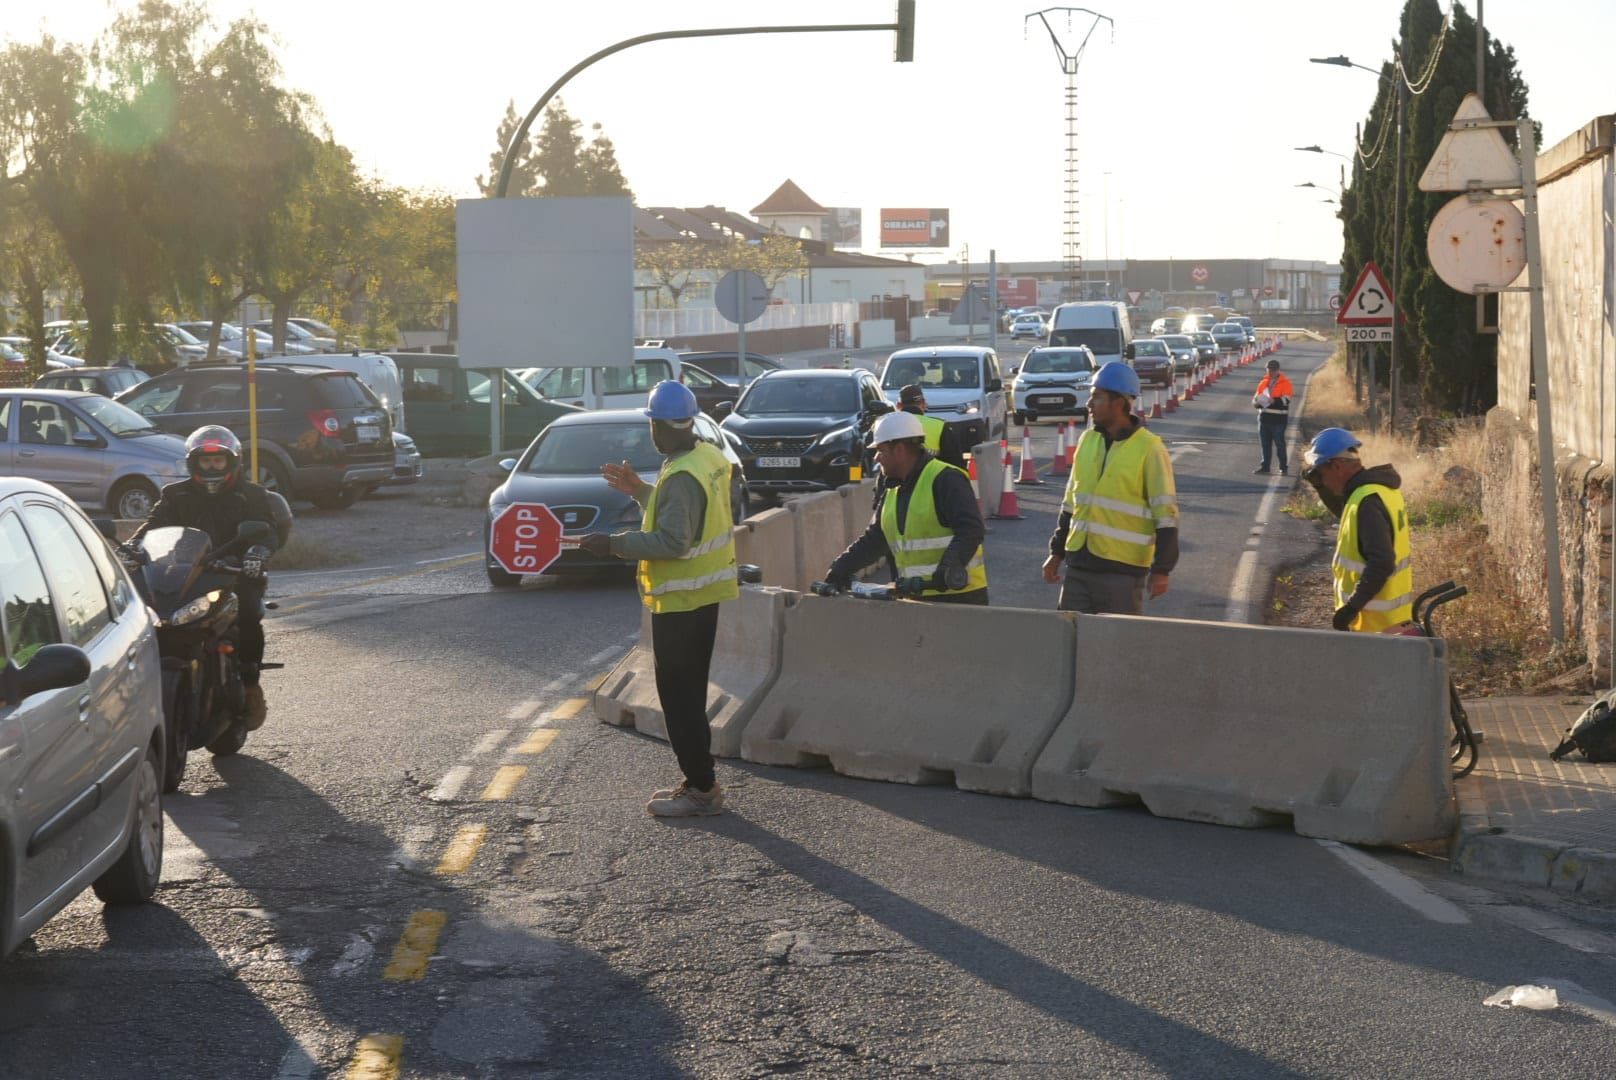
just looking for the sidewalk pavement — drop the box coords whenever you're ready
[1451,696,1616,903]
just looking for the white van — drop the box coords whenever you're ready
[259,351,405,431]
[520,345,685,410]
[1046,302,1132,367]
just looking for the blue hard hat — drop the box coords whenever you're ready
[1304,427,1362,467]
[643,379,699,421]
[1092,361,1140,398]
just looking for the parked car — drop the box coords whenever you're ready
[878,346,1008,447]
[49,325,207,372]
[1010,313,1048,340]
[389,353,579,458]
[1159,334,1199,375]
[33,366,149,398]
[1010,345,1096,424]
[1226,315,1257,344]
[288,317,341,340]
[719,368,885,501]
[483,409,747,587]
[116,363,393,508]
[173,322,319,360]
[0,389,188,518]
[260,352,405,434]
[679,362,743,418]
[519,346,686,411]
[1125,339,1175,389]
[0,477,167,958]
[670,350,781,387]
[0,338,80,369]
[250,320,337,353]
[1211,323,1247,352]
[385,431,423,488]
[1186,331,1219,365]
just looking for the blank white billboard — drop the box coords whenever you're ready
[456,196,633,370]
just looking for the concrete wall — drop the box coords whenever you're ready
[909,316,992,341]
[856,319,896,349]
[1485,114,1615,683]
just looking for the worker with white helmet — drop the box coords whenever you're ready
[823,409,989,604]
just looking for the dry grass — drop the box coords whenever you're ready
[269,533,355,571]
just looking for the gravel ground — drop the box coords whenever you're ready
[280,458,487,566]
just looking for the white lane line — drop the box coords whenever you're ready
[428,766,473,803]
[505,699,541,722]
[470,730,510,757]
[1536,978,1616,1026]
[274,1033,324,1080]
[1315,841,1471,924]
[1492,905,1616,955]
[587,645,623,667]
[416,550,481,565]
[539,673,575,695]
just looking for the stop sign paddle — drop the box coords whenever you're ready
[489,503,572,576]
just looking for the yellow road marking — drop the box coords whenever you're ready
[273,555,481,615]
[515,729,558,755]
[479,765,527,801]
[381,910,447,982]
[586,671,609,692]
[551,697,588,720]
[345,1034,403,1080]
[434,824,487,876]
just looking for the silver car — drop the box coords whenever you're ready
[0,389,189,519]
[0,477,167,957]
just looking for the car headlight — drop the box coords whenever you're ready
[960,402,980,415]
[170,590,221,627]
[817,425,855,446]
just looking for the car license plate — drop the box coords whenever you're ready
[757,456,800,469]
[356,424,380,442]
[1032,395,1065,406]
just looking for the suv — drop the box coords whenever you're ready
[116,364,393,508]
[33,366,149,397]
[390,353,579,457]
[1011,346,1096,424]
[0,477,167,958]
[718,369,884,500]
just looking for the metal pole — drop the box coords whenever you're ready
[989,249,999,353]
[963,245,972,345]
[1518,117,1565,642]
[246,325,259,480]
[1389,78,1405,431]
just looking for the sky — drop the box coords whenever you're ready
[5,0,1611,266]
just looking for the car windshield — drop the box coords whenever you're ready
[524,422,659,476]
[740,377,860,415]
[880,357,982,391]
[1022,350,1093,374]
[77,395,158,436]
[1161,336,1191,348]
[1191,333,1215,345]
[1135,342,1168,356]
[160,325,202,345]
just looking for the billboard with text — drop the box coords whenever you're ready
[880,208,950,248]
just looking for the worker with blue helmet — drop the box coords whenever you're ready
[578,379,736,817]
[1043,361,1180,614]
[1302,428,1413,632]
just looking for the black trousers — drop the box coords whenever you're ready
[236,578,266,687]
[651,603,720,791]
[1259,414,1289,471]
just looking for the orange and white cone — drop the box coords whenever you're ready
[991,447,1022,519]
[1165,375,1179,412]
[1149,388,1164,419]
[1050,422,1071,476]
[1017,426,1043,484]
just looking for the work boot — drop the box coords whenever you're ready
[244,685,268,731]
[646,781,723,818]
[1253,467,1271,475]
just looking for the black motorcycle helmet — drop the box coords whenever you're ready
[185,425,243,495]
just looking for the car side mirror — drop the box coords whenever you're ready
[1006,366,1018,376]
[498,458,517,472]
[986,379,1003,392]
[0,644,91,703]
[1123,344,1136,360]
[712,401,733,419]
[72,430,100,447]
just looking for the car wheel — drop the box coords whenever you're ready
[91,743,163,906]
[309,486,360,510]
[110,477,160,520]
[1012,411,1026,426]
[207,719,248,757]
[256,457,293,500]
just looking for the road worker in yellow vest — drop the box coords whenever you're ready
[824,410,989,605]
[578,381,736,817]
[897,383,967,469]
[1301,427,1413,632]
[1042,361,1179,614]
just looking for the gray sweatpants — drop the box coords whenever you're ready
[1058,567,1144,615]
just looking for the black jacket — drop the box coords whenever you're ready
[135,478,287,554]
[1308,463,1402,612]
[829,453,985,588]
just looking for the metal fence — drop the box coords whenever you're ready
[635,302,858,340]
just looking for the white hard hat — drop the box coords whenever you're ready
[870,410,927,446]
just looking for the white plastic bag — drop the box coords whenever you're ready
[1483,984,1559,1011]
[1254,393,1272,408]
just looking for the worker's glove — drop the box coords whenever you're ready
[577,533,613,557]
[823,570,852,594]
[1331,606,1358,632]
[931,562,968,593]
[241,545,271,580]
[895,576,929,599]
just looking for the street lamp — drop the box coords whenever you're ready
[1295,144,1352,160]
[1311,52,1405,429]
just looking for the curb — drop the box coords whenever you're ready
[1450,783,1616,903]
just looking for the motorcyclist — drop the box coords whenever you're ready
[131,426,291,730]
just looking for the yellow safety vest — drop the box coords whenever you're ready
[1333,482,1413,632]
[881,458,987,598]
[1062,426,1178,568]
[916,414,945,454]
[637,442,739,614]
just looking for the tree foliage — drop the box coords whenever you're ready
[476,97,632,199]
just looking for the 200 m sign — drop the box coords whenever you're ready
[1346,326,1393,343]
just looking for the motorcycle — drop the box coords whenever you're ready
[119,520,277,793]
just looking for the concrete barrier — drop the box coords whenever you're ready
[592,586,797,758]
[741,597,1077,795]
[836,480,877,551]
[787,491,846,592]
[733,507,799,588]
[1030,615,1454,844]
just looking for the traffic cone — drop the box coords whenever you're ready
[991,448,1022,519]
[1148,389,1163,419]
[1164,377,1179,411]
[967,453,978,482]
[1017,426,1043,484]
[1051,422,1071,476]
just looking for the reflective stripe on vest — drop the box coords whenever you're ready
[637,442,739,614]
[880,458,987,598]
[1062,426,1177,567]
[917,414,945,454]
[1332,482,1412,632]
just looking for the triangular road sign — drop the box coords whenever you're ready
[1418,92,1521,192]
[1126,289,1142,305]
[1336,262,1396,325]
